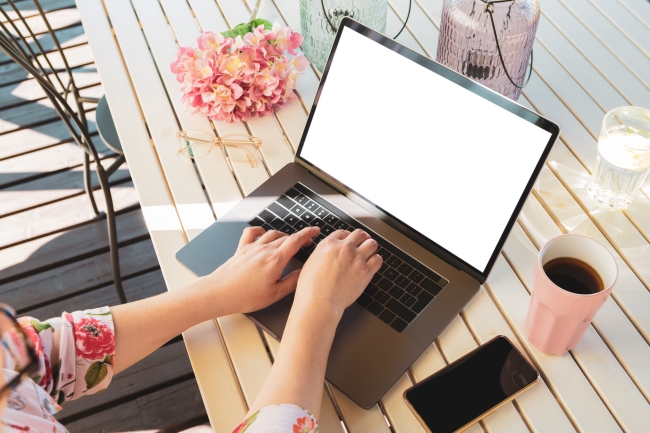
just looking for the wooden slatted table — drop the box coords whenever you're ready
[75,0,650,431]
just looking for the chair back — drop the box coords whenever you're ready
[0,0,98,160]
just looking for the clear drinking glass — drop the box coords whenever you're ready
[587,106,650,210]
[300,0,387,71]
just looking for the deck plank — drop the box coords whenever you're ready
[0,207,148,283]
[0,136,112,189]
[20,268,166,323]
[56,339,193,422]
[62,378,207,433]
[0,180,138,248]
[0,41,94,86]
[1,0,76,21]
[0,23,87,66]
[0,111,97,159]
[0,62,99,110]
[4,238,158,313]
[0,156,129,218]
[0,82,101,134]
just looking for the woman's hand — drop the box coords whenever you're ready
[203,226,321,315]
[295,229,383,318]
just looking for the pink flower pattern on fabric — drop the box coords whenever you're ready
[170,23,308,123]
[3,308,115,433]
[293,416,317,433]
[74,316,115,360]
[229,404,318,433]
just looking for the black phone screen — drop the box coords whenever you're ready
[404,336,538,433]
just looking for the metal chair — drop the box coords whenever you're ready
[0,0,127,303]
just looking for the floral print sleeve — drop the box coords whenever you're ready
[231,404,318,433]
[2,307,115,433]
[17,306,116,405]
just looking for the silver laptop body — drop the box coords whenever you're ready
[176,18,560,409]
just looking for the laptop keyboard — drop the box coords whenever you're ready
[248,183,448,333]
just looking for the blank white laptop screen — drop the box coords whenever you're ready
[299,27,552,273]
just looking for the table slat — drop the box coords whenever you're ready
[617,0,650,30]
[380,374,428,433]
[588,0,650,55]
[557,0,650,76]
[540,0,650,105]
[103,0,214,240]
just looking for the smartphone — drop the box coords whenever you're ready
[403,335,539,433]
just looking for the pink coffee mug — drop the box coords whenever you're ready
[525,234,618,355]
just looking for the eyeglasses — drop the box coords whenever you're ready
[0,304,39,398]
[176,130,263,168]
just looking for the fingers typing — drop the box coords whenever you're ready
[238,226,266,248]
[278,226,320,258]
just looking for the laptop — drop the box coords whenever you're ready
[176,18,560,409]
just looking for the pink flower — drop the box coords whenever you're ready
[292,55,310,72]
[197,31,226,52]
[289,32,304,55]
[39,355,52,388]
[293,416,317,433]
[74,317,115,361]
[170,23,307,123]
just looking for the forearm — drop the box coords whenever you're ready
[111,275,229,374]
[248,302,341,419]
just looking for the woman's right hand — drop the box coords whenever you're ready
[295,229,383,319]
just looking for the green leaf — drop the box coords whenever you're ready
[51,359,61,391]
[241,411,259,432]
[84,361,108,391]
[85,310,112,316]
[57,390,66,405]
[60,379,76,389]
[250,18,273,30]
[220,22,253,39]
[103,354,114,365]
[30,319,53,333]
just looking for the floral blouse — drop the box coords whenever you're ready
[1,307,318,433]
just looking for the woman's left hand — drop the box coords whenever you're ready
[200,226,320,315]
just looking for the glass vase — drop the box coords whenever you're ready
[436,0,539,100]
[300,0,388,71]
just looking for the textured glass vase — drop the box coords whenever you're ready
[436,0,539,100]
[300,0,387,71]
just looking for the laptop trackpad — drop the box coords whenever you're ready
[336,303,362,336]
[249,279,362,340]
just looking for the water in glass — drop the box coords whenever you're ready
[588,107,650,210]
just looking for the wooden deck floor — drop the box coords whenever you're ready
[0,0,209,431]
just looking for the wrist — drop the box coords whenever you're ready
[291,297,343,330]
[183,274,232,320]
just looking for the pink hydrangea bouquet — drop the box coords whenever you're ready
[170,19,309,123]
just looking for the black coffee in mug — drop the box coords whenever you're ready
[543,257,604,295]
